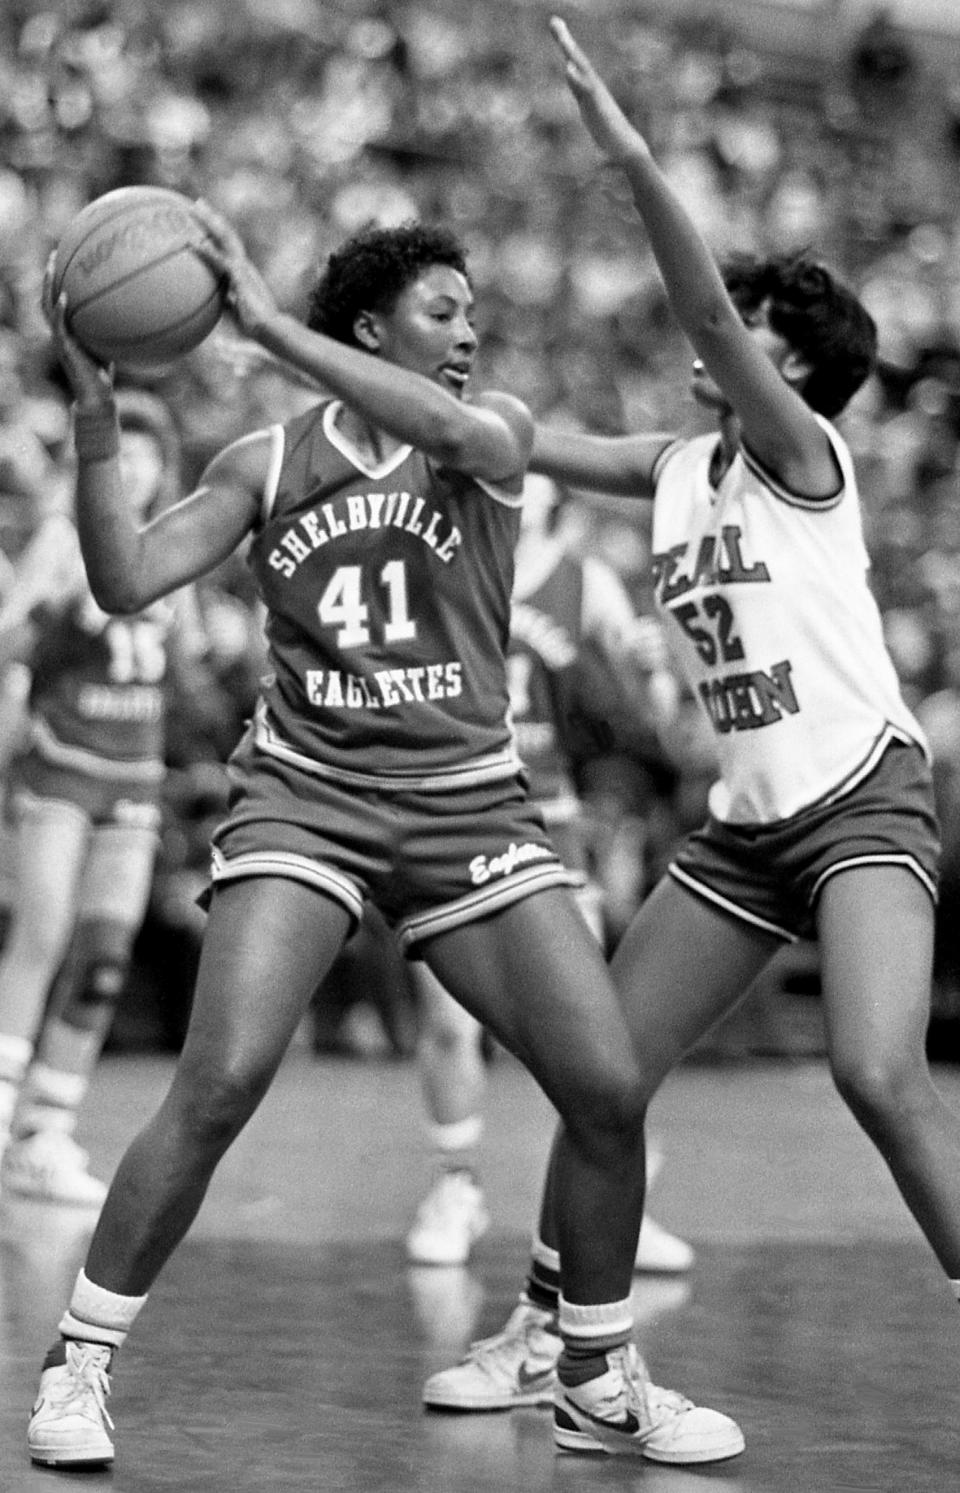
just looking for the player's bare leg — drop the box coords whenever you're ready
[818,865,960,1278]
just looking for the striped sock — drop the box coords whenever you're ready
[524,1236,560,1315]
[557,1295,633,1387]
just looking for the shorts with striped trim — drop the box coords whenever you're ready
[668,739,940,943]
[208,736,579,955]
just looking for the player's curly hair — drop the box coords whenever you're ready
[307,221,470,346]
[721,252,877,418]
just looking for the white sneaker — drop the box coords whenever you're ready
[554,1341,745,1462]
[28,1340,114,1467]
[406,1170,490,1266]
[423,1300,560,1408]
[635,1215,695,1274]
[2,1131,108,1207]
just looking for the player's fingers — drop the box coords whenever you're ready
[548,16,590,72]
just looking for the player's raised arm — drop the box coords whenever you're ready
[44,263,262,613]
[193,201,532,488]
[548,17,836,493]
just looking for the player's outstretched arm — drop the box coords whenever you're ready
[193,201,532,488]
[548,17,832,487]
[531,423,675,499]
[43,259,261,613]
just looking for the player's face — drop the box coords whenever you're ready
[375,265,478,398]
[689,296,793,412]
[119,429,165,519]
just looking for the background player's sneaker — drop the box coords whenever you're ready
[554,1341,745,1462]
[635,1215,695,1274]
[28,1340,115,1467]
[2,1131,107,1207]
[406,1170,489,1266]
[422,1300,560,1408]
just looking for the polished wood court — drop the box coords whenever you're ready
[0,1045,957,1491]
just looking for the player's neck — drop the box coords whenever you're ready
[332,403,407,467]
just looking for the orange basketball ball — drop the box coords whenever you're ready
[52,186,225,368]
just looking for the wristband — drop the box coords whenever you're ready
[73,401,119,461]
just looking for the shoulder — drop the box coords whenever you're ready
[203,425,284,485]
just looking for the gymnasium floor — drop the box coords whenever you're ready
[0,1043,957,1491]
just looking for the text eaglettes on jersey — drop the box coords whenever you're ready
[265,489,462,580]
[650,523,803,739]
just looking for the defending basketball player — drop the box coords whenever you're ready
[424,18,960,1430]
[26,211,744,1468]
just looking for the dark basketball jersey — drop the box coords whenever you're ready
[508,552,585,810]
[247,400,524,791]
[28,522,169,773]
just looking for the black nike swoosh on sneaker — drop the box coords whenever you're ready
[517,1362,556,1389]
[564,1398,642,1436]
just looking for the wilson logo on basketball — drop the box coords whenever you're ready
[73,208,196,281]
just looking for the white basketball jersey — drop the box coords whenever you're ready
[651,418,927,824]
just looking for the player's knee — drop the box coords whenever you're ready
[830,1046,924,1133]
[62,960,130,1032]
[560,1069,647,1165]
[172,1054,273,1152]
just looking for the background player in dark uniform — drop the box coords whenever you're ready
[0,392,203,1206]
[27,211,744,1468]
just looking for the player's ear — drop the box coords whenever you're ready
[781,347,812,389]
[353,310,380,352]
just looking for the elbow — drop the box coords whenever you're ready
[420,407,470,469]
[89,576,145,616]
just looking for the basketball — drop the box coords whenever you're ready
[51,186,225,368]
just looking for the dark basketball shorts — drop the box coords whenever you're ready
[669,740,940,943]
[208,738,580,955]
[10,749,163,830]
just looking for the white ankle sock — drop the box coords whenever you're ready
[59,1268,148,1349]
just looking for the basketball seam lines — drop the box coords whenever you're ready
[67,245,217,334]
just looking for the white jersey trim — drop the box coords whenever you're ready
[322,401,413,479]
[260,424,287,525]
[740,435,843,512]
[253,700,522,792]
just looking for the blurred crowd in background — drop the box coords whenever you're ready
[2,0,960,1054]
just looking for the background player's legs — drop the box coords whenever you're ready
[4,820,159,1204]
[817,865,960,1279]
[407,966,488,1265]
[0,799,89,1149]
[81,876,353,1295]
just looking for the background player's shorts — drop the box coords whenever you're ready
[9,748,163,830]
[669,740,940,942]
[209,737,579,954]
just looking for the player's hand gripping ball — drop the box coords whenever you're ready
[51,186,226,368]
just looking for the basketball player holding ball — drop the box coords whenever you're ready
[27,207,744,1468]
